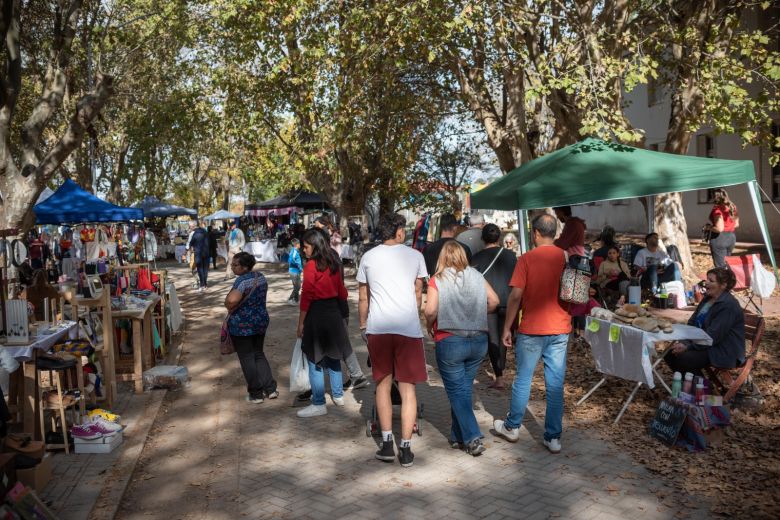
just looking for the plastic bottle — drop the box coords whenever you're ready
[671,372,682,398]
[682,372,694,394]
[695,383,704,405]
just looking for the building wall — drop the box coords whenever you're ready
[576,75,780,246]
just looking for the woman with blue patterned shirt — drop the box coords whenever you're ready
[224,252,276,403]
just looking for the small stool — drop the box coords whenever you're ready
[36,356,86,454]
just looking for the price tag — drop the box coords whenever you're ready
[587,320,600,333]
[609,324,621,343]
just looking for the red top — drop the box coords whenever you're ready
[300,260,348,312]
[426,277,453,341]
[510,245,572,335]
[554,217,586,257]
[710,205,737,233]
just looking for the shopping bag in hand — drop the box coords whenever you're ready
[289,338,310,392]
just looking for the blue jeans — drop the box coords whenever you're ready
[435,333,488,444]
[641,263,681,291]
[308,357,343,406]
[505,334,569,441]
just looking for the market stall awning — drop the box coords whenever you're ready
[245,190,330,216]
[470,137,775,281]
[132,196,197,218]
[470,138,755,210]
[34,179,143,224]
[203,209,241,221]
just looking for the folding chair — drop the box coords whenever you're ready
[724,255,763,314]
[705,312,765,404]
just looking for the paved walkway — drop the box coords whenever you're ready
[115,264,710,520]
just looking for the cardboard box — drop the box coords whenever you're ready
[73,432,123,454]
[16,454,52,492]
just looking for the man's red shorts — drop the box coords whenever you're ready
[366,334,427,384]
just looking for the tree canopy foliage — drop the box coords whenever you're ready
[1,0,777,243]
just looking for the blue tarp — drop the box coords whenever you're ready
[34,179,144,224]
[132,196,197,218]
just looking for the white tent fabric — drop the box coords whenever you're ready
[203,210,241,221]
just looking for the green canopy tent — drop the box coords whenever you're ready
[470,138,776,277]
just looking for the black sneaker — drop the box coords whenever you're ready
[342,378,353,390]
[296,390,312,402]
[398,446,414,467]
[375,440,395,462]
[351,376,370,390]
[466,438,486,457]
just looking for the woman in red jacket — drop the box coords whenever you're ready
[296,229,352,418]
[707,188,739,268]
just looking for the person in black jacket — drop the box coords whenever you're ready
[470,224,517,389]
[665,267,745,376]
[187,221,210,292]
[208,225,220,269]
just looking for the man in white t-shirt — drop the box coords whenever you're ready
[358,213,427,468]
[633,233,681,291]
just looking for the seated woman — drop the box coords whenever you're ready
[596,246,631,296]
[665,267,745,376]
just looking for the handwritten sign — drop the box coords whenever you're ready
[609,324,621,343]
[649,398,687,445]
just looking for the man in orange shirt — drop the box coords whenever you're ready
[493,214,571,453]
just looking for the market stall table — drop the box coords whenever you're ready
[113,295,160,393]
[244,240,278,263]
[579,317,712,424]
[157,244,175,259]
[1,321,78,436]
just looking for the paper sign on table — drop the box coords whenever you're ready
[609,324,621,343]
[587,320,600,333]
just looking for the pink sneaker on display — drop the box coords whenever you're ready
[70,424,102,440]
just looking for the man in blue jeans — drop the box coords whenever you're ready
[494,214,571,453]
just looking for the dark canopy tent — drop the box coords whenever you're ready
[470,138,776,274]
[131,196,197,218]
[34,179,143,224]
[245,190,330,217]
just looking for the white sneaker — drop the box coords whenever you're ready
[544,438,562,453]
[297,404,327,417]
[88,416,123,434]
[246,395,264,404]
[493,419,520,442]
[331,395,345,406]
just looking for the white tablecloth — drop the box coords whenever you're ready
[166,282,183,333]
[217,243,228,261]
[2,321,78,361]
[584,318,712,388]
[175,245,187,262]
[340,244,355,260]
[244,241,279,263]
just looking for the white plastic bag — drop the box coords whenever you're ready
[750,254,776,298]
[289,338,310,392]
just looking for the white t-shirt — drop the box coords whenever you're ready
[357,244,428,337]
[634,248,671,269]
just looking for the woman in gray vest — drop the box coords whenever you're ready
[424,241,499,456]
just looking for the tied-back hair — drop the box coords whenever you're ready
[302,229,340,274]
[434,240,469,281]
[713,188,738,217]
[708,266,737,292]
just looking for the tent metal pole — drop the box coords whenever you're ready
[647,196,655,233]
[517,209,530,254]
[748,180,779,284]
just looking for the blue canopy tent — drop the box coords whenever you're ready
[132,196,197,219]
[34,179,143,224]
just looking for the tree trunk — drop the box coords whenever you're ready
[659,99,697,282]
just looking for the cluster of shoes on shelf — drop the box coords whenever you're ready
[69,409,123,440]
